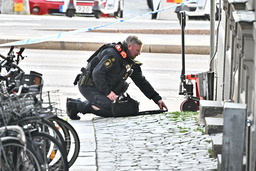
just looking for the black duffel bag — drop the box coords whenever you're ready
[112,93,139,117]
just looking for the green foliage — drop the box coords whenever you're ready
[208,148,214,158]
[164,111,204,134]
[165,111,198,122]
[177,125,190,133]
[163,111,215,158]
[193,126,204,133]
[161,111,215,159]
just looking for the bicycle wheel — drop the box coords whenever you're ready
[17,116,66,152]
[30,131,68,171]
[49,116,80,167]
[1,139,42,171]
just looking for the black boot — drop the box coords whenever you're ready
[77,99,92,114]
[66,98,80,120]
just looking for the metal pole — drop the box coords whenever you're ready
[179,11,186,95]
[210,0,216,60]
[181,11,186,76]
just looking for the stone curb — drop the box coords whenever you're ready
[0,39,210,54]
[0,28,210,54]
[36,28,210,35]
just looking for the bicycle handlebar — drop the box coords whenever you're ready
[18,47,25,54]
[0,47,25,72]
[0,47,26,92]
[0,46,25,61]
[7,46,14,56]
[0,53,7,60]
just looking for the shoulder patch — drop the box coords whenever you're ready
[115,44,127,58]
[120,51,127,58]
[115,44,122,51]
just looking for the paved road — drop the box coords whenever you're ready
[1,48,210,112]
[0,9,211,53]
[0,14,210,55]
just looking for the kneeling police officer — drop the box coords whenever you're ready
[67,35,168,120]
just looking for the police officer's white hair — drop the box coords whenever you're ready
[125,35,143,46]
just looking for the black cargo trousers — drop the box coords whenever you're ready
[78,83,113,117]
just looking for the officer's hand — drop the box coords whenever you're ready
[107,91,118,101]
[157,100,168,111]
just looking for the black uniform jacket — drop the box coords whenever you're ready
[92,43,162,104]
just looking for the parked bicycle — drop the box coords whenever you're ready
[0,46,80,170]
[0,125,43,171]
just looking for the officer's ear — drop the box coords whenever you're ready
[127,43,132,51]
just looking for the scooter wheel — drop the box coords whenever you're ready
[180,99,198,112]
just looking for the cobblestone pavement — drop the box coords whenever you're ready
[92,112,217,171]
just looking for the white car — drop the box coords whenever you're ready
[175,0,219,20]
